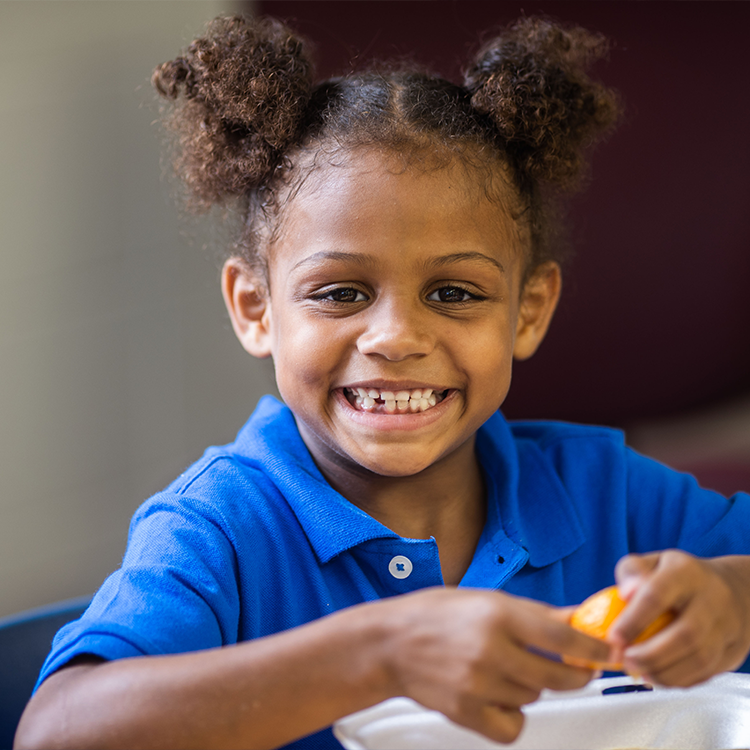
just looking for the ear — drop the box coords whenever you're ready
[221,258,273,359]
[513,261,562,361]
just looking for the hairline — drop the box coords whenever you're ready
[241,138,531,294]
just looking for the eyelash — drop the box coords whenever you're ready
[313,287,368,304]
[312,285,484,305]
[426,286,483,304]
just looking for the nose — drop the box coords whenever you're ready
[356,295,435,361]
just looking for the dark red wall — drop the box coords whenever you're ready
[256,1,750,426]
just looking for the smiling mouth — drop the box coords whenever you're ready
[343,387,449,413]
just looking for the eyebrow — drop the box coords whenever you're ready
[290,251,376,272]
[291,250,505,274]
[423,252,505,274]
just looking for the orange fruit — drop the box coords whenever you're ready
[565,585,674,670]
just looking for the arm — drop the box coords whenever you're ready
[15,588,610,750]
[607,551,750,685]
[16,601,390,750]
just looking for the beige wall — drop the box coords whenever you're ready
[0,0,278,618]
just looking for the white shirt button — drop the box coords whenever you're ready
[388,555,413,579]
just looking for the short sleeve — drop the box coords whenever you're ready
[35,493,241,689]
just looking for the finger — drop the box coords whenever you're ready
[615,552,660,601]
[526,653,599,692]
[454,701,525,745]
[546,604,621,669]
[629,637,721,688]
[621,623,690,677]
[547,605,578,624]
[481,677,541,709]
[498,638,600,693]
[507,600,611,668]
[644,651,720,688]
[610,552,695,646]
[459,642,543,707]
[621,597,713,678]
[479,704,525,745]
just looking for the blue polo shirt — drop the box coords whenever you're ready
[37,396,750,749]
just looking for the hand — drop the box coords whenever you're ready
[379,587,610,744]
[609,551,750,686]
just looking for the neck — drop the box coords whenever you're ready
[311,437,486,586]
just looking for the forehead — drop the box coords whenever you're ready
[270,147,525,267]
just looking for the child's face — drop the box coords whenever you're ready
[225,148,560,480]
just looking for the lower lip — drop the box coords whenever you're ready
[334,390,456,431]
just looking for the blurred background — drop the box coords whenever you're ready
[0,0,276,618]
[1,0,748,619]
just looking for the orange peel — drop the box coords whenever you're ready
[564,585,674,670]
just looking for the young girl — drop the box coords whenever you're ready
[16,14,750,750]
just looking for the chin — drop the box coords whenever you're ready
[353,450,439,478]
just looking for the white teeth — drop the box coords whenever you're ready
[346,386,446,412]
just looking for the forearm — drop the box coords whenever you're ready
[15,602,394,750]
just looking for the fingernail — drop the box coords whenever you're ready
[592,670,603,680]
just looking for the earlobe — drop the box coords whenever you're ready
[513,261,562,361]
[221,258,273,359]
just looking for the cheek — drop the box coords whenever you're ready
[271,315,345,398]
[462,318,516,395]
[462,313,515,357]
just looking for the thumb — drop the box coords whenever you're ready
[547,605,577,625]
[615,553,660,601]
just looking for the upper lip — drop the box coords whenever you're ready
[340,381,450,392]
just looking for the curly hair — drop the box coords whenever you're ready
[153,14,620,277]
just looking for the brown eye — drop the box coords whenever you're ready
[427,286,474,303]
[320,287,367,303]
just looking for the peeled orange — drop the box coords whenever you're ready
[565,585,674,670]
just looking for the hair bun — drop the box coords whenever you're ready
[152,15,314,207]
[464,17,620,190]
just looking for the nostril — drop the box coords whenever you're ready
[357,321,434,360]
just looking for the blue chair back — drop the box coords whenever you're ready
[0,596,90,749]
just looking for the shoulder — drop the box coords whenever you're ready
[129,460,309,570]
[505,417,684,493]
[161,448,279,510]
[174,395,305,497]
[479,412,628,484]
[508,419,625,451]
[503,415,750,555]
[507,418,628,477]
[163,395,296,498]
[486,413,690,522]
[130,396,308,539]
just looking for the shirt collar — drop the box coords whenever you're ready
[233,396,399,563]
[476,411,586,568]
[234,397,585,568]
